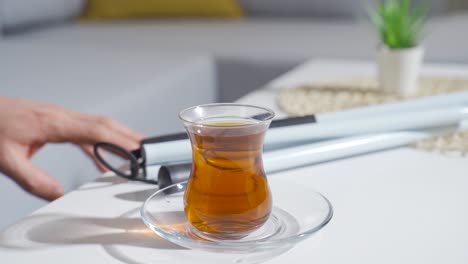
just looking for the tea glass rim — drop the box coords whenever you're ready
[178,103,275,128]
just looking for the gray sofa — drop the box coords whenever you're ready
[1,0,467,229]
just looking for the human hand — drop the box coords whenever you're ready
[0,97,144,201]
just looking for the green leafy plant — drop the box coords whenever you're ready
[369,0,428,49]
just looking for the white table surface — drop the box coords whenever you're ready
[2,60,468,263]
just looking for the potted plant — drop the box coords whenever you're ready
[369,0,428,95]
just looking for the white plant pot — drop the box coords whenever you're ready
[377,45,425,95]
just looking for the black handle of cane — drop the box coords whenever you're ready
[93,142,140,179]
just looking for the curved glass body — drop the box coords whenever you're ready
[179,104,275,239]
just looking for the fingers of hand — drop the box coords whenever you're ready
[97,116,145,143]
[47,110,143,150]
[1,148,64,201]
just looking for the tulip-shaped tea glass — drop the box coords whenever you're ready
[179,103,275,240]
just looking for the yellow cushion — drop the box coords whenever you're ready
[82,0,243,20]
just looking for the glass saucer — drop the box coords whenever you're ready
[141,177,333,253]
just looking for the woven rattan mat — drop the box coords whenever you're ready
[277,78,468,154]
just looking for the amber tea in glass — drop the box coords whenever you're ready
[179,104,275,240]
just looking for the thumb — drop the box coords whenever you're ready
[4,155,64,201]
